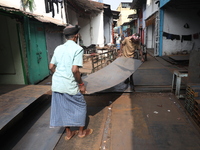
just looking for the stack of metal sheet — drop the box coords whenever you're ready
[194,99,200,126]
[185,83,200,126]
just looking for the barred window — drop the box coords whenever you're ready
[122,3,131,8]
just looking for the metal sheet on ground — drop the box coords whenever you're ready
[188,50,200,83]
[169,55,189,61]
[54,107,109,150]
[0,85,51,130]
[133,69,173,86]
[0,85,26,95]
[12,106,65,150]
[83,57,142,94]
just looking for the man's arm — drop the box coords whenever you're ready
[120,38,126,53]
[49,63,56,73]
[72,65,86,94]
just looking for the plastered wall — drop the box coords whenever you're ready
[0,0,66,24]
[162,8,200,55]
[78,12,104,47]
[0,16,25,84]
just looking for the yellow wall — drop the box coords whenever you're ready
[116,3,136,27]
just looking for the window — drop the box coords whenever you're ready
[122,3,131,8]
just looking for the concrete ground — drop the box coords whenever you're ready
[53,53,200,150]
[1,52,198,150]
[54,92,200,150]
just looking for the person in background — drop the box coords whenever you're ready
[121,33,144,62]
[119,34,125,56]
[116,34,122,57]
[116,34,121,50]
[121,33,145,89]
[49,24,93,140]
[121,34,125,42]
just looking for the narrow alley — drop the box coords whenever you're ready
[1,53,200,150]
[0,0,200,150]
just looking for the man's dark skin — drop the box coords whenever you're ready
[121,35,145,62]
[121,35,144,89]
[49,33,90,139]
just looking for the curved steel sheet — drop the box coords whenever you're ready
[83,57,142,94]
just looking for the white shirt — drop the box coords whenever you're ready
[50,40,83,95]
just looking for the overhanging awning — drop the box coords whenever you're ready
[34,15,66,26]
[66,0,103,15]
[112,10,120,19]
[122,21,130,26]
[145,13,156,27]
[128,14,138,19]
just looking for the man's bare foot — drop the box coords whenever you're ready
[78,129,93,138]
[65,130,77,140]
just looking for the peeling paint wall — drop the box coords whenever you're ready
[91,11,104,47]
[162,8,200,55]
[67,7,78,25]
[145,0,159,50]
[78,12,104,47]
[34,0,66,21]
[146,0,159,19]
[66,5,104,47]
[45,25,64,64]
[78,17,92,46]
[104,15,112,44]
[147,24,154,48]
[0,0,66,24]
[0,15,25,84]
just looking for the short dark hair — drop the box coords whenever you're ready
[65,34,75,40]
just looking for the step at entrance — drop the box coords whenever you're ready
[0,85,64,150]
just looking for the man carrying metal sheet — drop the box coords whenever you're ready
[121,33,144,62]
[121,33,145,89]
[49,24,93,140]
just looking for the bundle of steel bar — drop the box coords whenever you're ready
[185,83,200,126]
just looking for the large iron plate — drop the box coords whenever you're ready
[83,57,142,94]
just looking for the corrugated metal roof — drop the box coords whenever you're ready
[66,0,115,18]
[89,0,104,10]
[66,0,103,14]
[0,2,66,26]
